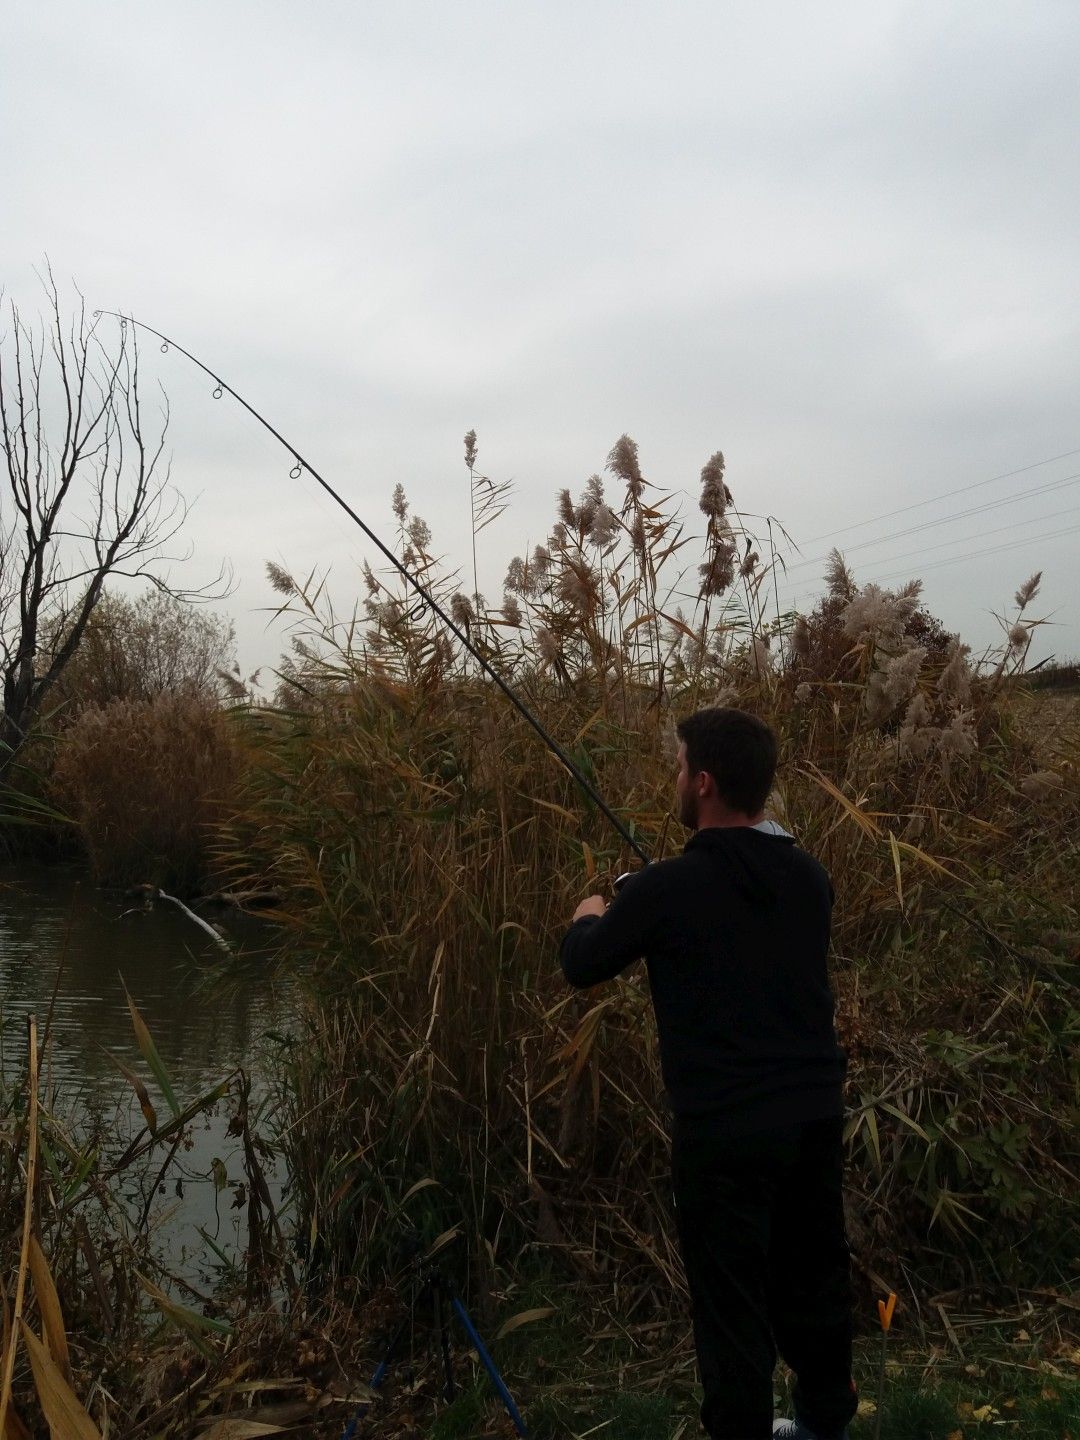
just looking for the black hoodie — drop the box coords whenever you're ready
[559,826,846,1135]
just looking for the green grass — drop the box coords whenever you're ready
[428,1372,1078,1439]
[429,1382,682,1439]
[848,1368,1080,1440]
[420,1328,1079,1439]
[357,1261,1078,1437]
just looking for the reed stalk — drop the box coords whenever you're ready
[221,441,1077,1311]
[0,1015,38,1434]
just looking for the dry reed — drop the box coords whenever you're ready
[216,440,1077,1324]
[2,436,1075,1433]
[49,691,242,892]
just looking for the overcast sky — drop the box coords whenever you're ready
[5,0,1079,675]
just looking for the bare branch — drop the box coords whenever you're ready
[0,276,228,767]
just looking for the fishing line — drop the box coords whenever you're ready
[95,310,650,866]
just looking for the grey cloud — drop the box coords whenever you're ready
[3,0,1078,675]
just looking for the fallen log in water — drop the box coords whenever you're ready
[155,889,232,952]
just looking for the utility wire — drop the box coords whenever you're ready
[784,503,1080,586]
[870,522,1080,586]
[785,471,1080,575]
[787,521,1080,609]
[799,446,1080,546]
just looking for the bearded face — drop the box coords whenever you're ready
[678,783,699,831]
[675,742,700,831]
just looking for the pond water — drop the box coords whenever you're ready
[0,861,295,1284]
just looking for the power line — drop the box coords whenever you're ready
[799,446,1080,546]
[787,521,1080,609]
[784,503,1080,585]
[785,470,1080,575]
[872,522,1080,586]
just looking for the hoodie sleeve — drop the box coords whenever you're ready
[559,863,667,988]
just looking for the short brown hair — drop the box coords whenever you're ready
[675,707,777,815]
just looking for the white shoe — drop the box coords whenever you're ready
[773,1421,849,1439]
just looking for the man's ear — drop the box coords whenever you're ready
[698,768,716,797]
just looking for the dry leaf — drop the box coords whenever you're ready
[135,1273,230,1360]
[494,1306,555,1341]
[105,1050,158,1134]
[397,1178,439,1206]
[19,1324,101,1440]
[121,978,180,1117]
[2,1397,33,1440]
[28,1237,71,1383]
[424,1227,460,1260]
[197,1424,286,1439]
[209,1380,305,1399]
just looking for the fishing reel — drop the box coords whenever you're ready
[613,856,658,892]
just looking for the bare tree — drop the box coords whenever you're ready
[0,271,230,773]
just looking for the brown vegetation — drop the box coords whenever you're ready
[1,436,1075,1434]
[43,590,236,717]
[50,690,241,891]
[220,441,1077,1316]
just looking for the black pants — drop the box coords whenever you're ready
[671,1115,857,1440]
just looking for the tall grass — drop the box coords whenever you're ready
[49,691,242,892]
[0,1003,281,1436]
[2,437,1073,1432]
[218,438,1077,1317]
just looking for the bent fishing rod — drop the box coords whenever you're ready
[95,309,650,869]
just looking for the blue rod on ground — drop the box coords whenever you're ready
[452,1296,529,1437]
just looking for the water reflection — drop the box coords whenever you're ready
[0,862,293,1279]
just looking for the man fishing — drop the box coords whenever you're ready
[111,312,854,1437]
[560,707,857,1440]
